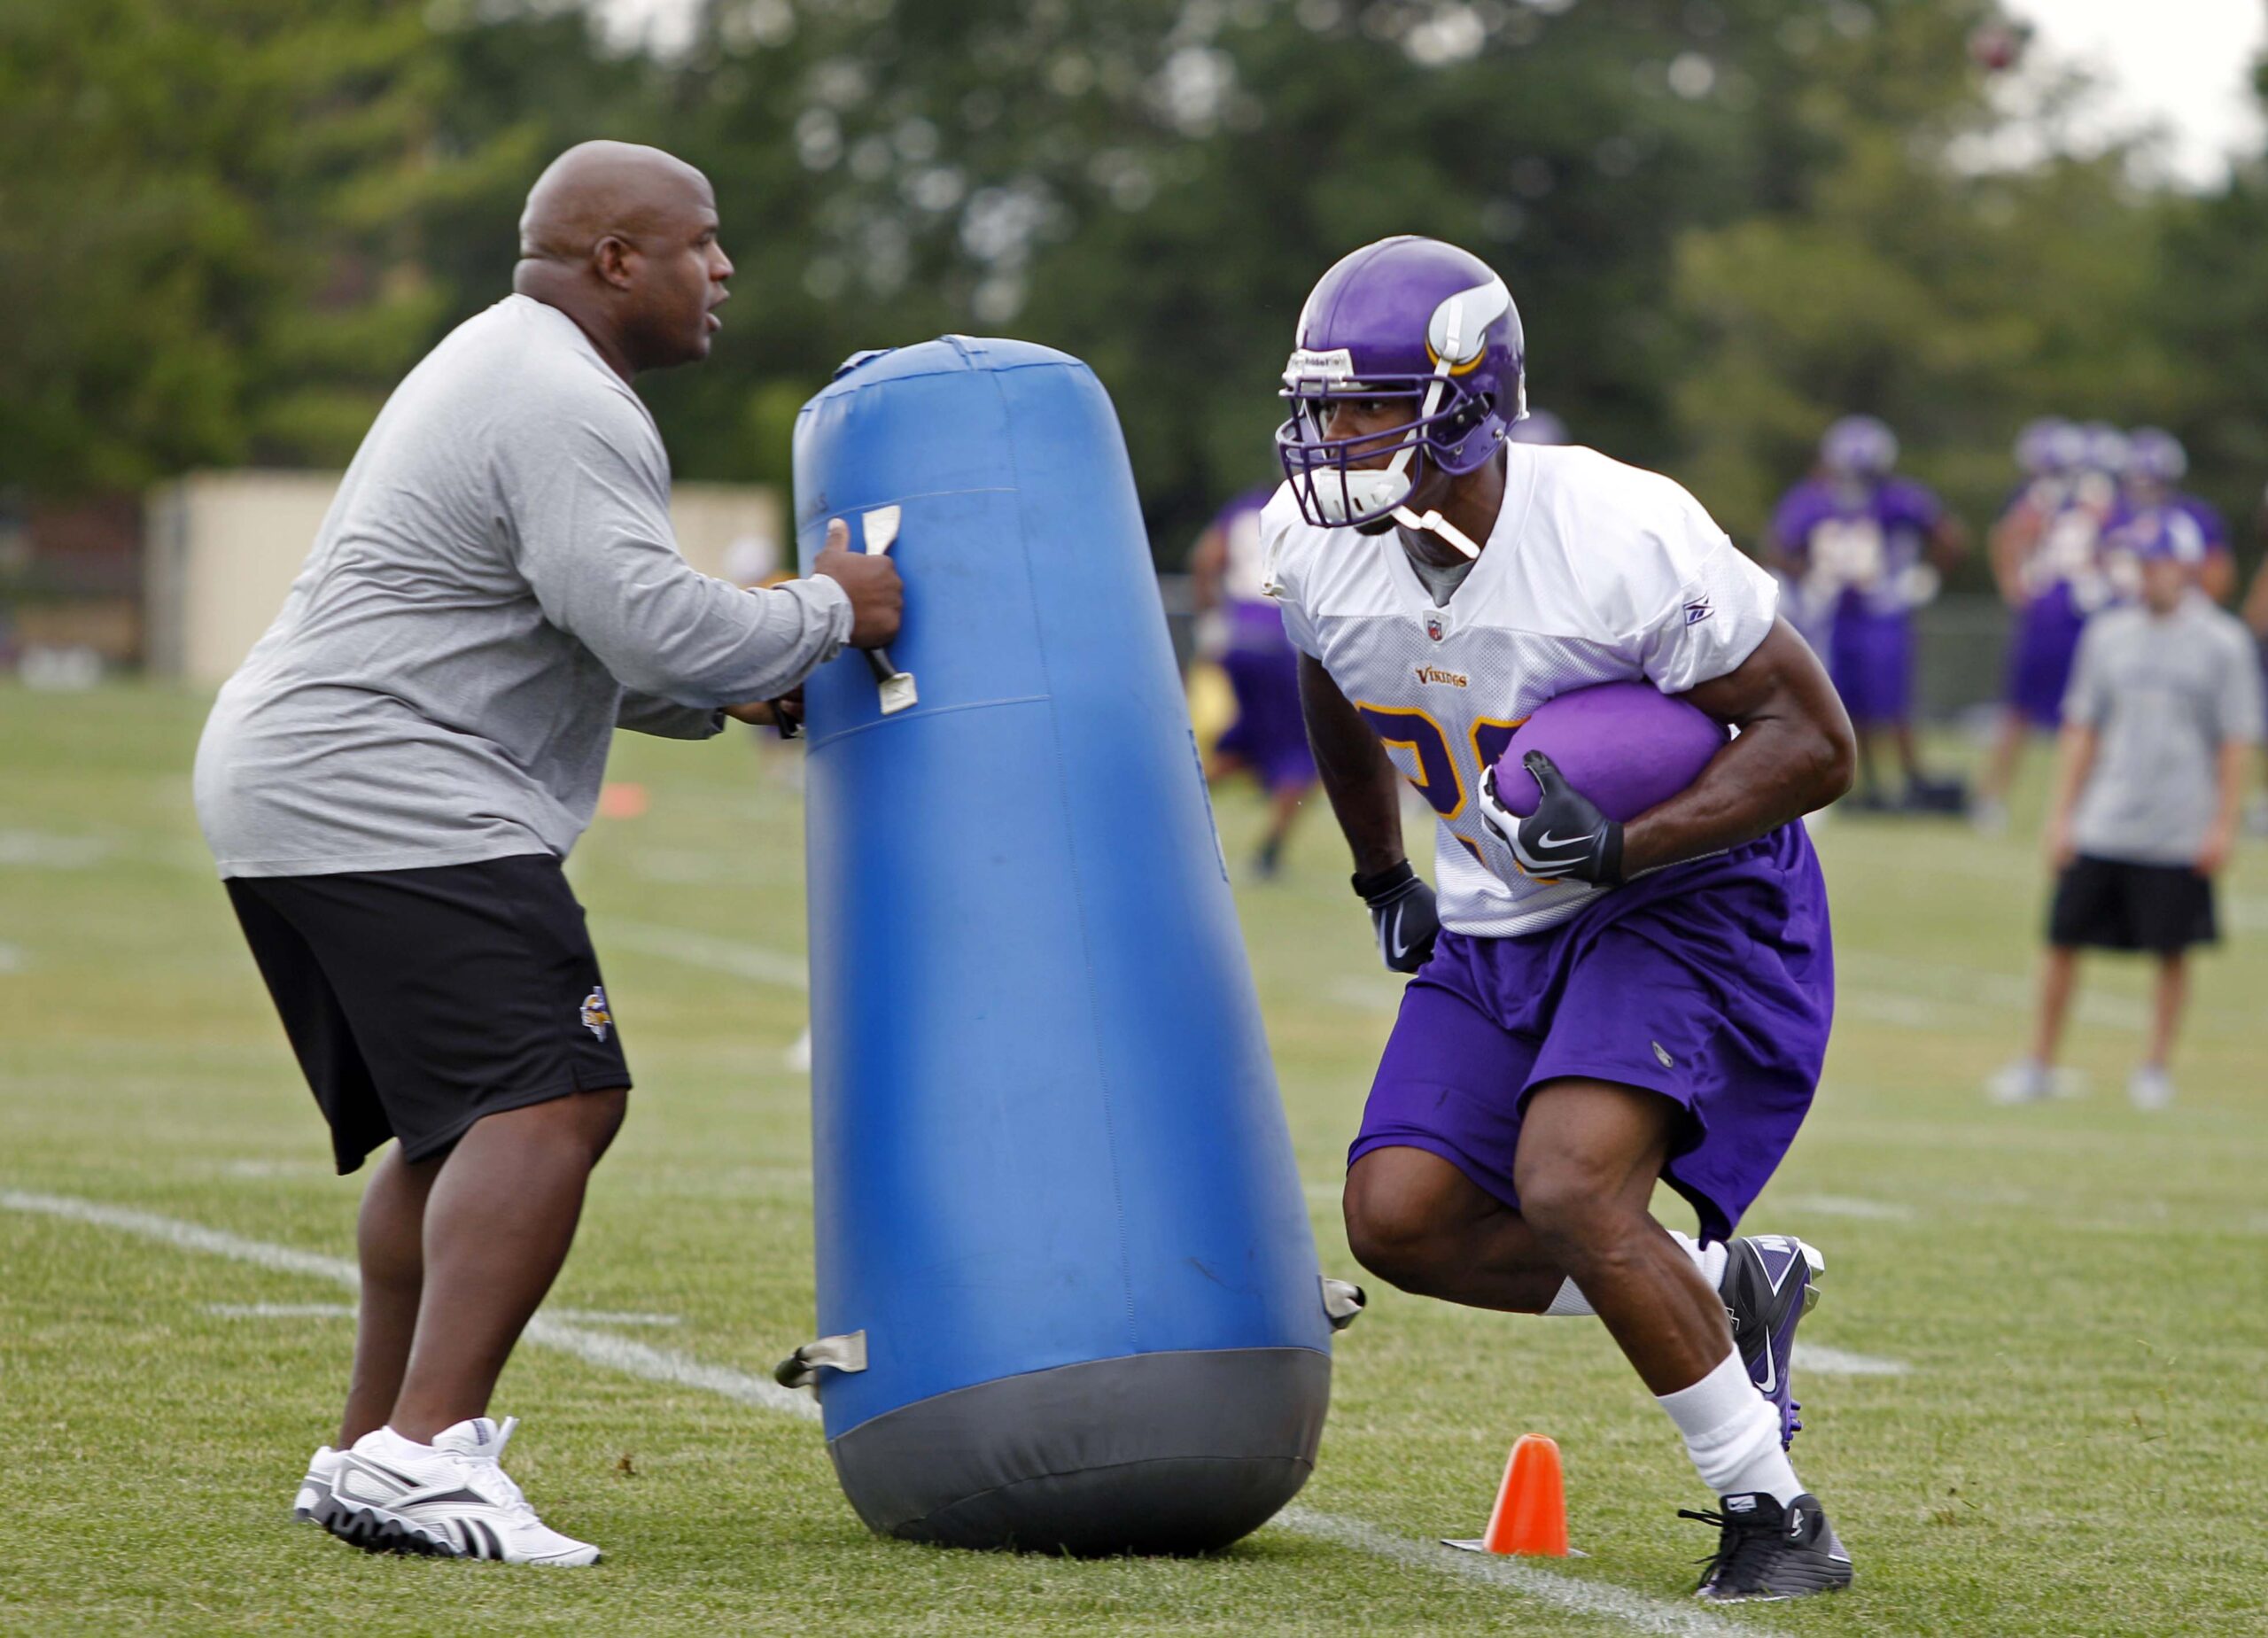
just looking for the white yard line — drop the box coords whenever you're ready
[0,830,108,868]
[0,1188,813,1420]
[602,920,810,991]
[1277,1508,1745,1637]
[204,1301,682,1328]
[1778,1194,1915,1223]
[1838,950,2148,1032]
[1791,1344,1909,1378]
[4,1186,1760,1634]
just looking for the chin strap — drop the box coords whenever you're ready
[1393,504,1482,560]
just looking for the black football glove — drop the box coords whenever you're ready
[1353,861,1440,974]
[1479,750,1625,885]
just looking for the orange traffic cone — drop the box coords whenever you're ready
[1445,1432,1570,1556]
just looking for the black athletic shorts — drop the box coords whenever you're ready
[224,854,630,1174]
[2047,853,2218,954]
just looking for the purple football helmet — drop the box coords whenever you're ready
[2015,416,2079,477]
[1276,236,1526,531]
[1820,415,1897,478]
[2126,426,2186,484]
[2078,420,2130,477]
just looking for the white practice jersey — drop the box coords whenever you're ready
[1262,444,1779,938]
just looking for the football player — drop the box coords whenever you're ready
[1766,415,1964,811]
[1266,237,1857,1601]
[1189,486,1319,876]
[1974,418,2119,832]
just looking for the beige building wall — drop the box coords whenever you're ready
[145,470,786,686]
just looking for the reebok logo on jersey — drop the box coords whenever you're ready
[1411,664,1469,688]
[1685,598,1713,625]
[579,986,612,1042]
[1652,1040,1674,1069]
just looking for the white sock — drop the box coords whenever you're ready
[1542,1230,1728,1317]
[1658,1348,1804,1504]
[360,1425,433,1456]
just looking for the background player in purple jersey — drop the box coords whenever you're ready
[1271,235,1859,1601]
[1189,486,1317,877]
[1767,415,1964,811]
[1975,418,2121,831]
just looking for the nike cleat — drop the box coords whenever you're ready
[318,1416,601,1564]
[1718,1234,1823,1448]
[1683,1491,1853,1602]
[292,1446,343,1524]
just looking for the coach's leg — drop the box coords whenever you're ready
[1342,1147,1566,1313]
[339,1145,442,1446]
[387,1088,628,1441]
[1510,1079,1728,1393]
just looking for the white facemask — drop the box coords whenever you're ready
[1309,462,1416,524]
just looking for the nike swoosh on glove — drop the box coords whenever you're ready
[1352,861,1440,974]
[1478,750,1626,885]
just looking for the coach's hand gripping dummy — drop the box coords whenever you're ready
[781,337,1343,1555]
[1270,236,1860,1601]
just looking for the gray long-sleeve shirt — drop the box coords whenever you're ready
[194,295,850,878]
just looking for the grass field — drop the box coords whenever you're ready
[4,682,2267,1636]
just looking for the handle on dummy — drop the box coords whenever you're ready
[858,506,918,715]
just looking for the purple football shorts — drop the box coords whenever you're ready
[1215,644,1317,793]
[2004,587,2085,729]
[1827,607,1912,726]
[1349,822,1833,1245]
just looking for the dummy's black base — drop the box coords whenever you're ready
[827,1347,1331,1555]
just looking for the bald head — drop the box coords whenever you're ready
[513,141,733,379]
[518,141,711,265]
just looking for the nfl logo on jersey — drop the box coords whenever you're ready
[1425,614,1445,642]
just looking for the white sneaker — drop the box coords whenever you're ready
[1970,797,2008,836]
[292,1446,343,1523]
[320,1417,601,1564]
[2128,1065,2175,1111]
[1987,1059,2054,1105]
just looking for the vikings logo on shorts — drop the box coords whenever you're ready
[579,985,612,1042]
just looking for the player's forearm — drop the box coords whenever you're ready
[1988,521,2031,603]
[1310,734,1405,876]
[2239,568,2268,637]
[1299,655,1406,876]
[1619,712,1851,875]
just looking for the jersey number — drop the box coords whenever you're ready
[1355,706,1525,820]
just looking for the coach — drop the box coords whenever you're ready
[192,142,898,1564]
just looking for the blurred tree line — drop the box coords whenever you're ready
[5,0,2265,569]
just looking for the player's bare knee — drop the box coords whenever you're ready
[1341,1192,1452,1293]
[1511,1163,1635,1264]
